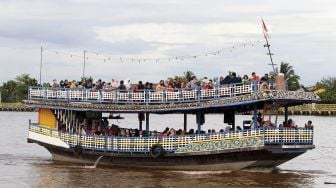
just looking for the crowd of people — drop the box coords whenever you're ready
[59,118,218,137]
[48,71,271,92]
[53,71,313,138]
[252,112,314,129]
[58,113,313,138]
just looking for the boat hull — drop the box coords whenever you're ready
[29,138,311,171]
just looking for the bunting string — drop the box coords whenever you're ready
[42,40,261,64]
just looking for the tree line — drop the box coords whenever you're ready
[0,62,335,103]
[0,74,38,103]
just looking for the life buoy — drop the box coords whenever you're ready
[150,144,165,158]
[73,145,83,156]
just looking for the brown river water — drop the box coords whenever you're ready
[0,112,335,188]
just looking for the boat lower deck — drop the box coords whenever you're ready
[32,139,310,171]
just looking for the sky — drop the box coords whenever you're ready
[0,0,335,86]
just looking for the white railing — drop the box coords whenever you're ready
[28,82,270,104]
[264,128,314,145]
[28,123,313,154]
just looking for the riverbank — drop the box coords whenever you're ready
[233,104,336,116]
[0,103,33,111]
[281,104,336,116]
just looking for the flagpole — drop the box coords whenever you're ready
[82,50,86,79]
[262,19,276,73]
[264,35,276,73]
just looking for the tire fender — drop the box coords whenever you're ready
[150,144,165,158]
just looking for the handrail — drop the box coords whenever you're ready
[28,82,279,105]
[28,123,313,154]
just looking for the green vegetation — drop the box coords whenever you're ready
[167,71,195,83]
[315,77,336,103]
[0,74,38,103]
[81,76,93,83]
[279,62,301,91]
[271,62,300,91]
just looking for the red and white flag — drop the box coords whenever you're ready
[261,18,270,38]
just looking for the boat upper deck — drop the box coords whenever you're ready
[25,82,320,113]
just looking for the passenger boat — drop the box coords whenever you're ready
[25,79,319,171]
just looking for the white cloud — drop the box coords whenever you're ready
[94,22,260,44]
[0,0,336,85]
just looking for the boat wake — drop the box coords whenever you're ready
[242,167,277,174]
[84,156,103,169]
[277,169,328,176]
[46,156,104,169]
[172,170,232,175]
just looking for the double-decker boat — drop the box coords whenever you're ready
[25,79,319,171]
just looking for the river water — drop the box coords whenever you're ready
[0,112,335,188]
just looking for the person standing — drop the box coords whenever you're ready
[251,72,260,82]
[118,80,126,90]
[305,120,313,129]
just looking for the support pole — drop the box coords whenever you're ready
[231,113,235,131]
[284,106,288,123]
[275,110,279,127]
[138,112,144,130]
[139,120,143,131]
[39,46,43,86]
[253,104,258,129]
[197,122,201,133]
[82,50,86,79]
[145,112,149,133]
[196,111,204,133]
[183,113,187,132]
